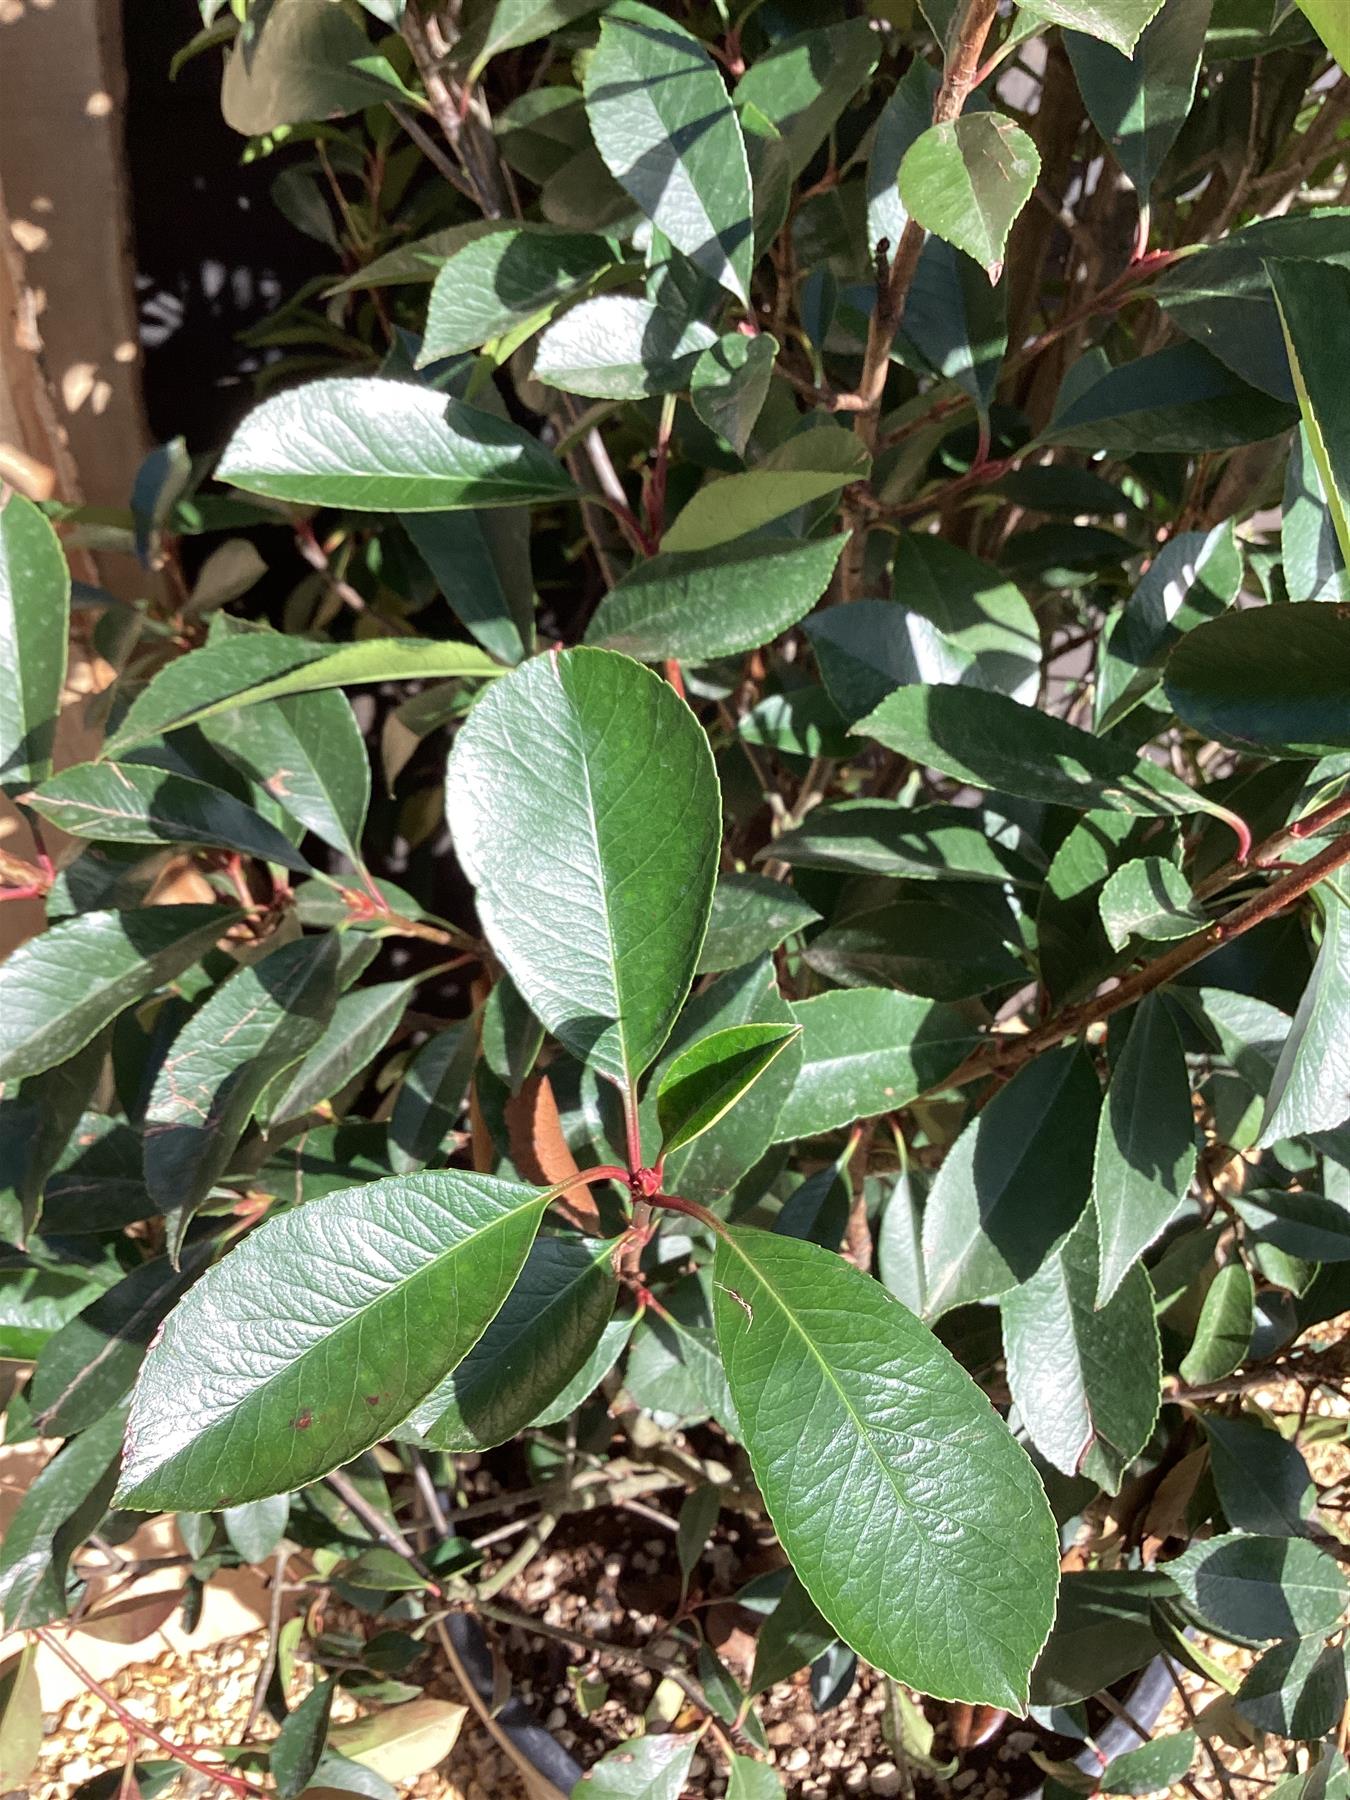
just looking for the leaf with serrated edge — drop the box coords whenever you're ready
[657,1023,800,1158]
[445,648,719,1097]
[583,2,753,304]
[1100,858,1203,950]
[713,1226,1058,1708]
[898,115,1040,277]
[116,1171,556,1508]
[1166,1532,1350,1644]
[216,377,575,512]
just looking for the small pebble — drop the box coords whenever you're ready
[953,1770,979,1791]
[785,1745,811,1772]
[870,1760,902,1797]
[546,1706,567,1729]
[1006,1729,1035,1752]
[603,1555,623,1578]
[843,1766,869,1793]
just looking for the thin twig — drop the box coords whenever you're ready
[243,1548,290,1739]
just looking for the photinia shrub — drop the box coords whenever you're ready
[3,0,1350,1791]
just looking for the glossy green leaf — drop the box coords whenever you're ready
[1030,1570,1171,1707]
[1179,1262,1254,1385]
[657,1022,800,1158]
[0,1404,126,1628]
[1233,1636,1347,1739]
[1153,212,1350,402]
[1285,423,1349,603]
[272,1676,335,1800]
[403,508,534,667]
[1167,606,1350,758]
[420,226,614,362]
[1295,0,1350,70]
[696,873,819,975]
[1100,1731,1196,1795]
[221,0,414,134]
[117,1170,553,1508]
[264,977,411,1124]
[804,890,1023,1002]
[900,239,1009,417]
[574,1733,696,1800]
[1258,893,1350,1143]
[106,634,501,755]
[444,647,719,1094]
[891,534,1041,705]
[690,334,777,457]
[0,1034,108,1246]
[583,1,753,304]
[924,1048,1100,1317]
[389,1024,476,1173]
[0,905,233,1084]
[750,1572,834,1696]
[533,295,718,399]
[713,1226,1059,1708]
[767,799,1040,885]
[1167,1532,1350,1643]
[530,1305,637,1426]
[625,1269,737,1432]
[808,602,973,723]
[1001,1208,1161,1493]
[455,0,605,81]
[27,760,312,873]
[223,1491,290,1563]
[584,536,845,665]
[1096,523,1242,731]
[898,114,1040,278]
[201,688,371,866]
[407,1235,617,1450]
[1273,258,1350,574]
[642,958,802,1207]
[855,684,1233,834]
[0,492,69,796]
[29,1240,216,1438]
[773,988,982,1143]
[1229,1190,1350,1263]
[216,376,575,511]
[1100,857,1203,949]
[145,933,340,1251]
[735,20,880,181]
[661,427,869,554]
[1017,0,1166,52]
[866,56,937,258]
[1046,342,1295,453]
[1065,0,1211,191]
[1093,995,1196,1306]
[1203,1414,1316,1538]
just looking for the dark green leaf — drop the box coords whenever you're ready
[144,933,340,1251]
[1204,1414,1315,1537]
[696,873,819,975]
[0,906,233,1084]
[201,688,371,866]
[533,295,718,399]
[28,761,312,873]
[1167,1532,1349,1643]
[216,376,575,511]
[388,1029,478,1180]
[713,1226,1059,1708]
[572,1733,695,1800]
[891,534,1041,705]
[657,1022,800,1158]
[0,1404,126,1628]
[406,1236,617,1451]
[583,1,753,303]
[1233,1636,1347,1739]
[923,1048,1101,1317]
[773,989,982,1143]
[223,1492,290,1563]
[221,0,413,133]
[1229,1189,1350,1263]
[264,977,411,1124]
[676,1483,719,1595]
[0,492,69,795]
[767,800,1040,885]
[900,239,1009,417]
[455,0,605,82]
[735,21,879,180]
[856,683,1241,839]
[404,508,534,666]
[1093,994,1196,1305]
[898,114,1040,277]
[808,602,972,723]
[116,1171,553,1508]
[1096,523,1242,731]
[1046,342,1295,453]
[1001,1208,1161,1493]
[1179,1263,1254,1385]
[1030,1571,1171,1707]
[690,334,777,457]
[530,1306,637,1426]
[0,1035,109,1245]
[444,647,719,1095]
[106,634,501,756]
[1099,1731,1196,1795]
[625,1271,736,1432]
[804,891,1023,1001]
[1285,424,1348,603]
[1258,893,1350,1143]
[272,1676,336,1800]
[750,1572,835,1696]
[1100,857,1204,949]
[1065,0,1211,191]
[584,537,845,665]
[1165,606,1350,758]
[420,226,614,361]
[662,427,869,554]
[1017,0,1166,53]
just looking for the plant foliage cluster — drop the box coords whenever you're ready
[4,0,1350,1792]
